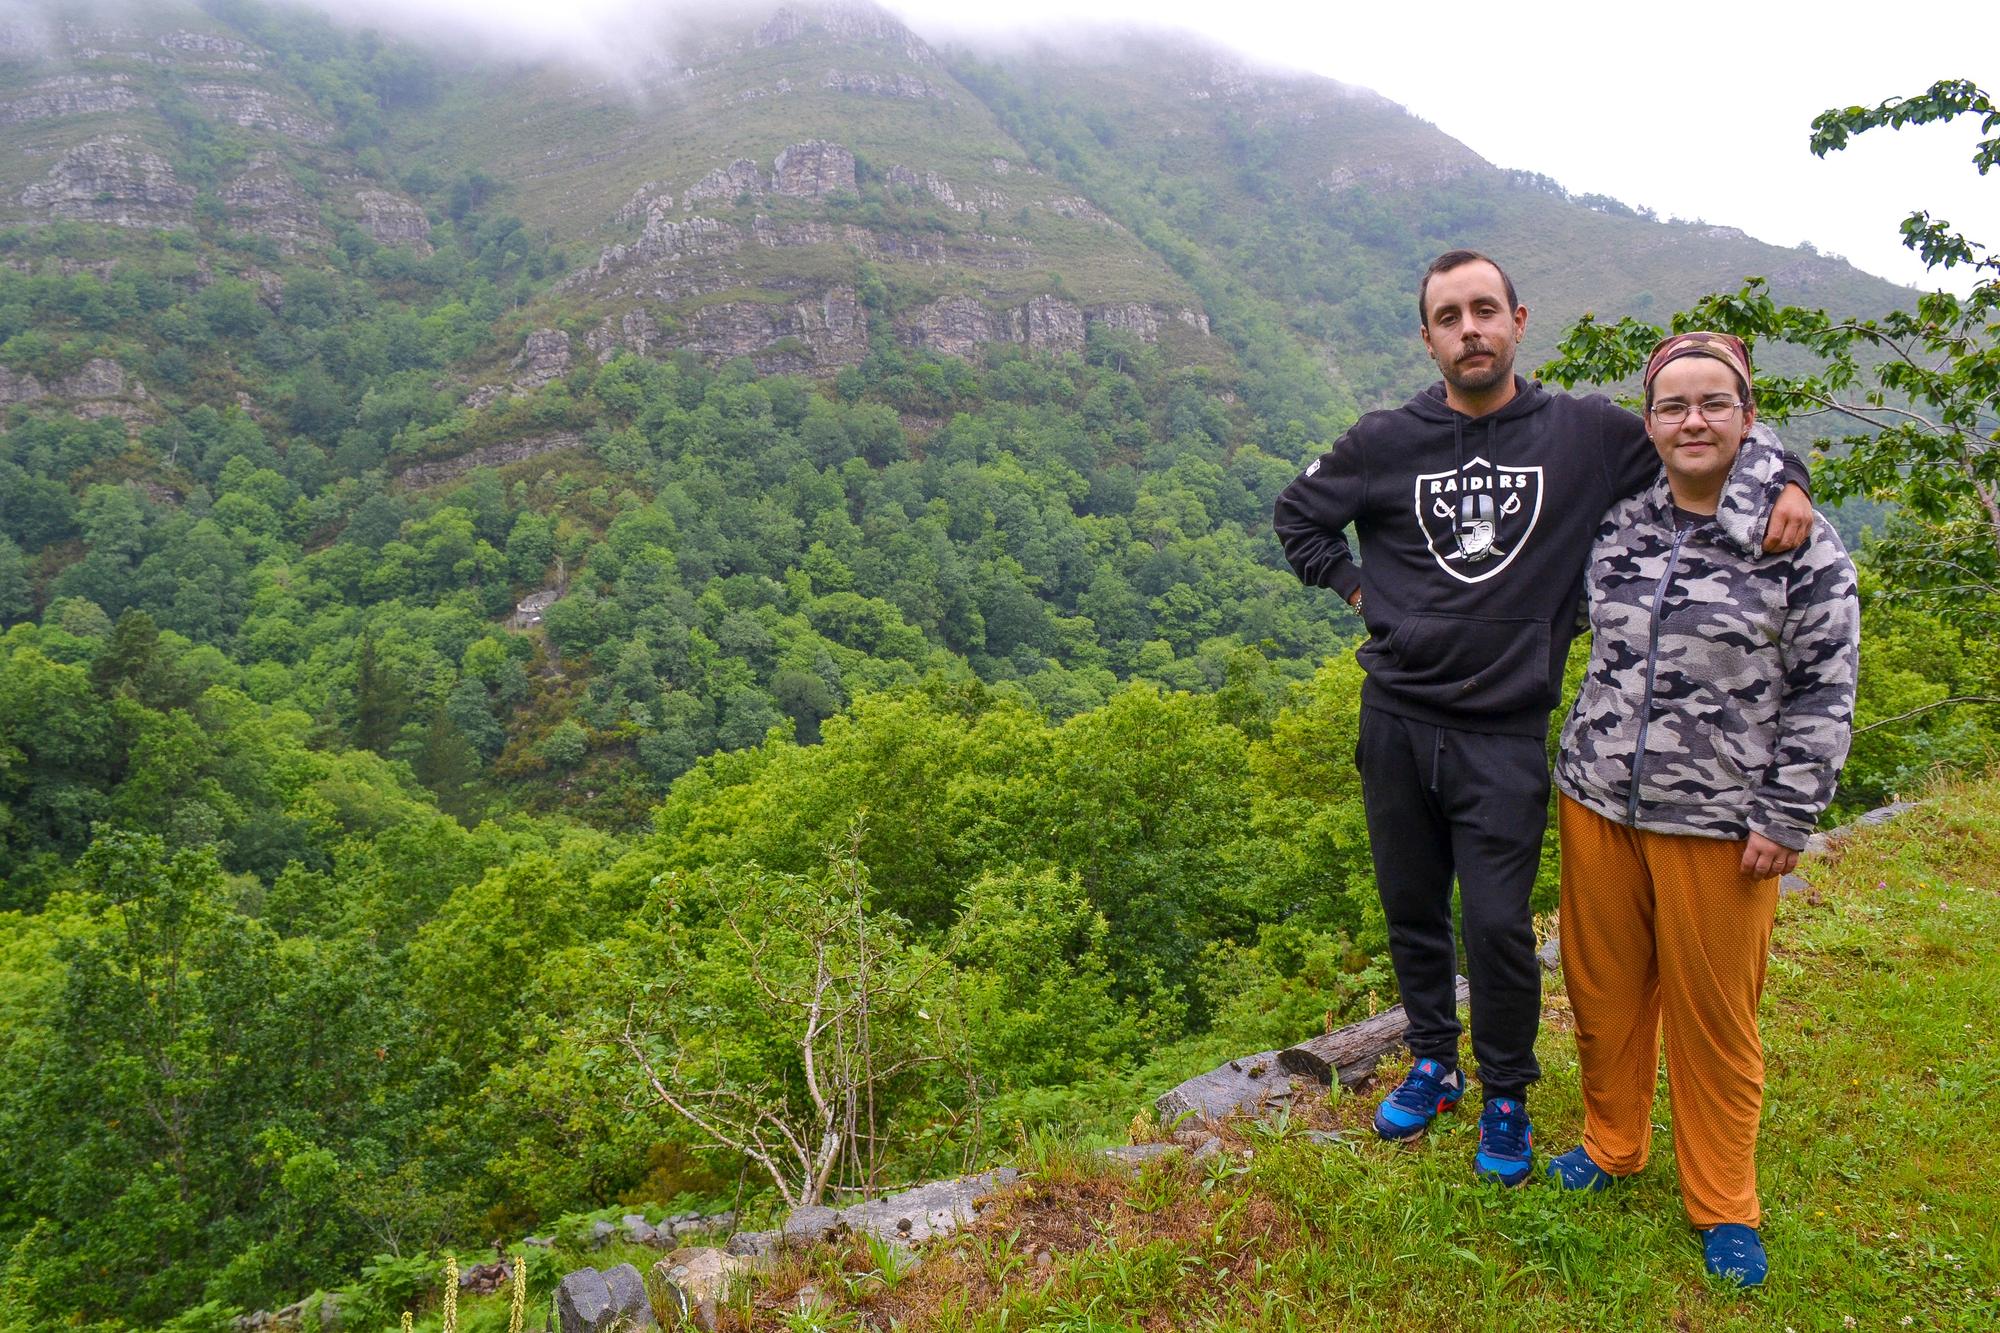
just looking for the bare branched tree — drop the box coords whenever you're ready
[609,822,971,1211]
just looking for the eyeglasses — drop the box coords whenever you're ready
[1648,396,1744,425]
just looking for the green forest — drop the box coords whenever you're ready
[0,2,1995,1328]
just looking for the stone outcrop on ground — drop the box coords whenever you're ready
[555,1263,652,1333]
[650,1248,746,1330]
[551,1173,1016,1333]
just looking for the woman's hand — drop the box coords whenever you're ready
[1741,832,1799,878]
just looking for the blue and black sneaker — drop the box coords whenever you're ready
[1545,1144,1616,1191]
[1701,1223,1767,1288]
[1473,1098,1533,1186]
[1372,1058,1466,1141]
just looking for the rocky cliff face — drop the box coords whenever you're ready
[396,431,591,488]
[0,73,143,123]
[555,116,1210,376]
[684,287,867,373]
[771,140,856,199]
[466,330,575,407]
[221,155,326,254]
[894,293,1112,358]
[352,189,433,253]
[19,137,195,229]
[0,12,439,263]
[0,356,151,427]
[182,81,333,142]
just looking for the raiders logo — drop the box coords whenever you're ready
[1412,456,1545,583]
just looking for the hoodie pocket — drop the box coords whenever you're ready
[1365,614,1553,714]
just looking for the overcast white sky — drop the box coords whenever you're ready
[301,0,1995,295]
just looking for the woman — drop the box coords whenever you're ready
[1547,331,1860,1288]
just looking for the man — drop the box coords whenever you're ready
[1272,251,1811,1185]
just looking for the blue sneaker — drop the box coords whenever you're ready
[1473,1098,1534,1186]
[1701,1223,1767,1288]
[1372,1059,1466,1141]
[1545,1144,1616,1191]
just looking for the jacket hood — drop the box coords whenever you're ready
[1645,421,1787,557]
[1403,375,1554,425]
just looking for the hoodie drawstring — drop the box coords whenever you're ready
[1447,416,1498,559]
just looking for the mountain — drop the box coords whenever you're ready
[0,0,1924,826]
[0,1,1911,417]
[948,28,1913,399]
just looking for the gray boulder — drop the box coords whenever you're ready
[725,1230,779,1261]
[555,1264,654,1333]
[602,1265,651,1328]
[780,1204,845,1249]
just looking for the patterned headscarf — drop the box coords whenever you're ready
[1642,331,1755,404]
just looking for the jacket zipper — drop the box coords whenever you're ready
[1626,523,1692,824]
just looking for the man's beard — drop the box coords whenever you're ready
[1444,345,1514,393]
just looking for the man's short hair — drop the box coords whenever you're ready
[1418,250,1519,327]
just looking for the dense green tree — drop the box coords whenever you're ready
[1544,80,1999,634]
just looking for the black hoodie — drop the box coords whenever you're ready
[1273,376,1808,737]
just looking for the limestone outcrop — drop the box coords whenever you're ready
[463,329,575,408]
[898,294,1085,359]
[20,137,195,229]
[351,189,432,254]
[511,329,573,391]
[158,30,257,59]
[821,69,945,100]
[771,141,856,199]
[221,156,326,254]
[184,82,332,142]
[682,159,763,210]
[0,356,149,424]
[396,431,588,488]
[0,74,143,123]
[682,287,866,372]
[587,307,666,363]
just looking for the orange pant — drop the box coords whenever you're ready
[1557,795,1780,1228]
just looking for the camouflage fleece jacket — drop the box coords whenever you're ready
[1556,423,1860,850]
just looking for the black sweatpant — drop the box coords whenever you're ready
[1356,705,1547,1103]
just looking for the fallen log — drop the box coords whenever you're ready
[1276,976,1471,1087]
[1154,1048,1293,1124]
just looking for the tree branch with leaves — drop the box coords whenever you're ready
[1541,79,2000,630]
